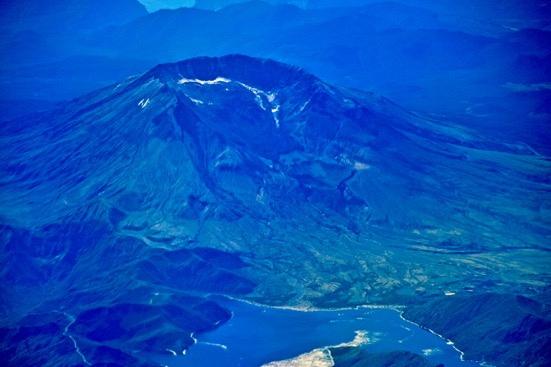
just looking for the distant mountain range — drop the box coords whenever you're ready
[0,0,148,32]
[1,0,550,154]
[194,0,551,21]
[1,55,549,366]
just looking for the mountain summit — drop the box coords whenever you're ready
[1,55,550,366]
[3,54,547,244]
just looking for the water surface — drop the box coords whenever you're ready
[151,296,484,367]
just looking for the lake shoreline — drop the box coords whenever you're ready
[155,294,484,367]
[223,294,406,313]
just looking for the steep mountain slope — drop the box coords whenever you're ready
[83,2,551,154]
[404,294,551,367]
[3,1,550,156]
[330,347,436,367]
[1,55,550,366]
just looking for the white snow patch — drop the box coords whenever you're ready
[353,162,370,170]
[138,98,150,108]
[166,349,177,356]
[149,292,160,305]
[236,82,280,114]
[256,95,266,110]
[237,82,265,95]
[190,98,204,105]
[256,187,266,202]
[271,105,280,128]
[298,98,311,113]
[178,77,231,85]
[237,82,268,110]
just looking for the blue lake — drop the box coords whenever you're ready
[150,296,484,367]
